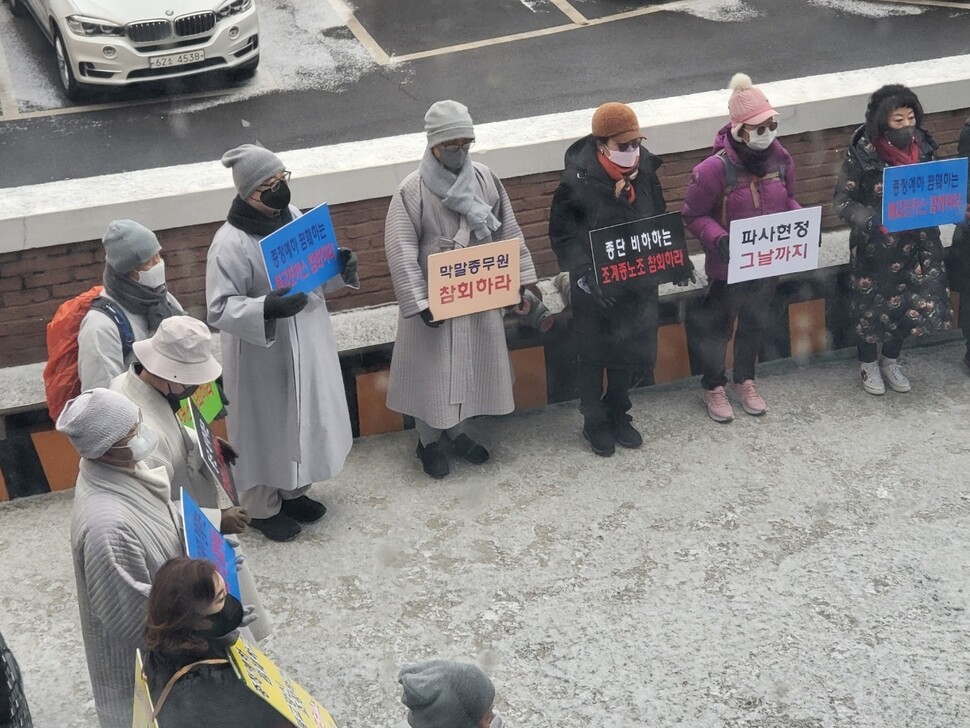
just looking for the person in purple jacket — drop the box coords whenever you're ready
[682,74,801,422]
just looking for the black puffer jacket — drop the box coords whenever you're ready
[945,118,970,293]
[548,136,667,367]
[146,644,290,728]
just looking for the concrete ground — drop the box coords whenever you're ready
[1,341,969,727]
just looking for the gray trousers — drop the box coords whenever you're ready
[415,419,466,446]
[240,484,311,519]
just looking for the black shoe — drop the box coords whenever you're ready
[416,440,449,478]
[249,512,302,542]
[610,414,643,449]
[449,433,490,464]
[582,420,615,457]
[280,495,327,523]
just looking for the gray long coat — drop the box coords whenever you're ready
[70,459,184,728]
[384,163,538,429]
[205,205,353,491]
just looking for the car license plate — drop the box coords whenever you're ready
[148,50,205,69]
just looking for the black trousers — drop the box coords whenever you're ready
[688,279,773,390]
[857,337,905,363]
[577,364,633,424]
[962,292,970,352]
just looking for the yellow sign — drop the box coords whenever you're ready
[132,650,159,728]
[427,238,521,321]
[228,638,338,728]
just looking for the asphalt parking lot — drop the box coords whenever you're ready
[0,0,968,186]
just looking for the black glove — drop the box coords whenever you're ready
[581,271,615,309]
[339,248,359,284]
[263,286,309,320]
[216,437,238,467]
[419,308,442,328]
[673,259,698,287]
[716,236,731,264]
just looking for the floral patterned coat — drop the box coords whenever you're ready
[833,125,951,344]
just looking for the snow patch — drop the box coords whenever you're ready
[807,0,924,17]
[676,0,763,22]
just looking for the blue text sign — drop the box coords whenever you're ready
[882,158,968,233]
[181,489,241,600]
[260,204,341,294]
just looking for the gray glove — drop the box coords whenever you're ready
[240,604,258,629]
[339,248,360,287]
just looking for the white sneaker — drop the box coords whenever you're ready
[879,357,911,393]
[860,361,885,395]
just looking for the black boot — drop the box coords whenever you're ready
[582,418,615,457]
[610,412,642,449]
[416,440,449,478]
[448,433,490,464]
[280,495,327,523]
[249,512,301,542]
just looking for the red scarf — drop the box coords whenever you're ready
[597,152,638,202]
[874,136,920,167]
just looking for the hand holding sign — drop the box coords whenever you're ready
[261,203,341,295]
[263,286,309,320]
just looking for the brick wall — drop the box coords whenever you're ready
[1,110,966,368]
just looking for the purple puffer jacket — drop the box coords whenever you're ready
[682,123,800,282]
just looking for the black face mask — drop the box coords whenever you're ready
[259,181,291,210]
[885,126,915,149]
[199,594,244,639]
[163,384,199,413]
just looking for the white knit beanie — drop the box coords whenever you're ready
[56,388,139,459]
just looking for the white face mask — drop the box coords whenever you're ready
[745,128,777,151]
[607,146,640,168]
[137,260,166,289]
[110,423,159,462]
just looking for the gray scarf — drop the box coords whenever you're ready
[418,149,501,241]
[103,265,184,332]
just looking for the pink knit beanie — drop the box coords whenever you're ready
[728,73,777,136]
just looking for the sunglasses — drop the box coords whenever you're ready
[614,138,643,152]
[744,120,778,136]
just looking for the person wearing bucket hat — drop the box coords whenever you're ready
[549,102,691,457]
[834,84,952,396]
[110,315,272,640]
[57,388,185,728]
[393,660,501,728]
[77,219,186,391]
[384,100,540,479]
[683,73,801,423]
[206,144,358,542]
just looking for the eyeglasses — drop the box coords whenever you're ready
[614,138,643,152]
[744,121,778,136]
[260,170,291,192]
[440,140,474,152]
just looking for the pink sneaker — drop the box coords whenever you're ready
[728,379,768,415]
[702,386,735,422]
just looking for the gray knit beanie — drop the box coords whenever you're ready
[398,660,494,728]
[101,220,161,275]
[424,101,475,149]
[221,144,285,199]
[56,388,139,459]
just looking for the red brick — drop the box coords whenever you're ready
[2,288,52,307]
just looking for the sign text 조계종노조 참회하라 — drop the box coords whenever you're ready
[588,212,692,290]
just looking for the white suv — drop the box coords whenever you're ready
[8,0,259,99]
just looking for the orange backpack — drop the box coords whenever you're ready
[43,285,134,421]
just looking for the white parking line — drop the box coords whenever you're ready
[322,0,390,66]
[549,0,589,25]
[0,27,21,120]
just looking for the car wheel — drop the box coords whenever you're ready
[228,55,259,82]
[53,28,84,101]
[9,0,28,18]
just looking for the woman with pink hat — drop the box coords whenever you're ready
[683,73,801,423]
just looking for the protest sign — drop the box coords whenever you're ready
[228,638,338,728]
[132,650,159,728]
[588,212,691,290]
[177,380,224,429]
[727,206,822,284]
[189,400,238,506]
[882,158,968,233]
[181,489,241,600]
[427,238,521,321]
[260,204,341,295]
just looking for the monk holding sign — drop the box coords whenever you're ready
[384,100,540,479]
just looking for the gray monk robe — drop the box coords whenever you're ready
[384,163,538,429]
[205,206,353,498]
[70,458,183,728]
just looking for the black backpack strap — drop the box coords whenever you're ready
[716,150,737,228]
[90,298,135,359]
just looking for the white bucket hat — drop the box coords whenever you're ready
[132,316,222,385]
